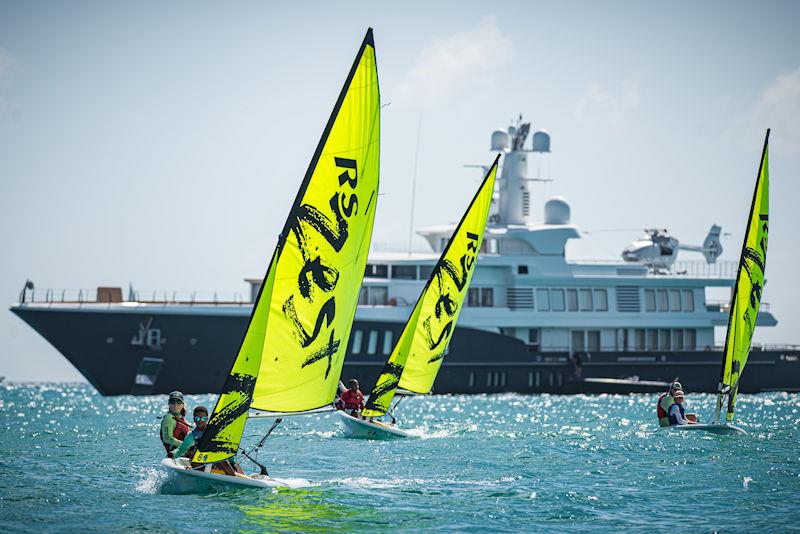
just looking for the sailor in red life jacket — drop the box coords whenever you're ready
[160,391,190,455]
[336,379,365,418]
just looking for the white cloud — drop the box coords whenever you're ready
[749,67,800,154]
[392,17,513,109]
[573,78,641,127]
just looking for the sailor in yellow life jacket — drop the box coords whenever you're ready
[656,382,682,427]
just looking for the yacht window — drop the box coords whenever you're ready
[440,238,449,251]
[659,329,671,351]
[382,331,394,355]
[419,265,435,280]
[535,371,541,387]
[358,287,368,305]
[469,372,475,388]
[571,330,585,352]
[528,328,540,351]
[657,289,669,312]
[684,329,697,350]
[528,372,534,387]
[467,288,480,307]
[617,328,629,351]
[551,289,565,311]
[566,289,578,311]
[587,331,600,351]
[647,329,658,351]
[681,289,694,312]
[369,286,388,305]
[635,329,646,351]
[594,289,609,311]
[536,289,550,311]
[518,265,529,275]
[501,372,507,388]
[644,289,656,312]
[672,329,684,351]
[579,289,593,311]
[367,330,379,354]
[481,288,494,307]
[351,330,363,354]
[488,239,499,254]
[392,265,417,280]
[669,289,681,312]
[365,264,388,278]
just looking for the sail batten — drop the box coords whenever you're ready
[193,29,380,464]
[715,129,770,424]
[362,156,499,417]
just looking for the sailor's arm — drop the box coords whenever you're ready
[160,416,183,448]
[172,431,196,458]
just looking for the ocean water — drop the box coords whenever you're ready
[0,383,798,533]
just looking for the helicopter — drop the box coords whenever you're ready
[621,225,723,272]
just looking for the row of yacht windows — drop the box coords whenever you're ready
[538,288,609,312]
[634,328,697,351]
[350,328,450,356]
[644,289,694,312]
[365,263,435,281]
[467,371,564,388]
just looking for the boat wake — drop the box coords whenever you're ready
[135,467,168,494]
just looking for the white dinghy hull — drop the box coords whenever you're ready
[160,458,308,490]
[664,424,747,435]
[337,411,413,439]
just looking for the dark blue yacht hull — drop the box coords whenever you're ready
[11,306,800,396]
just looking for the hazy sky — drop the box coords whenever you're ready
[1,1,799,381]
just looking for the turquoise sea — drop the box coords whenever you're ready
[1,383,798,532]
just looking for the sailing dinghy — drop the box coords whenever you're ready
[162,29,380,488]
[671,130,770,436]
[339,157,499,439]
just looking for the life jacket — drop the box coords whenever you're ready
[656,394,669,419]
[338,390,364,411]
[668,402,686,426]
[162,414,190,454]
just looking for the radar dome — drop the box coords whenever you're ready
[544,196,570,224]
[491,129,510,151]
[532,130,550,152]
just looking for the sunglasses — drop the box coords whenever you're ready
[194,415,208,422]
[169,399,183,405]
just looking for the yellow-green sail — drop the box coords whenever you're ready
[362,156,499,417]
[193,29,380,464]
[715,129,770,424]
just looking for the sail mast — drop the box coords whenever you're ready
[713,129,770,424]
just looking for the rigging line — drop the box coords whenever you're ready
[407,113,423,256]
[387,395,405,425]
[239,417,284,476]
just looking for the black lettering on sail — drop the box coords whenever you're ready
[298,256,339,300]
[335,157,358,188]
[291,196,349,256]
[434,292,456,319]
[466,232,479,252]
[301,329,340,379]
[423,317,453,351]
[439,258,469,291]
[283,295,336,347]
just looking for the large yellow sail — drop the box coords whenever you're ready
[194,29,380,463]
[362,156,499,417]
[717,129,769,423]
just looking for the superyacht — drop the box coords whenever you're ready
[11,118,800,395]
